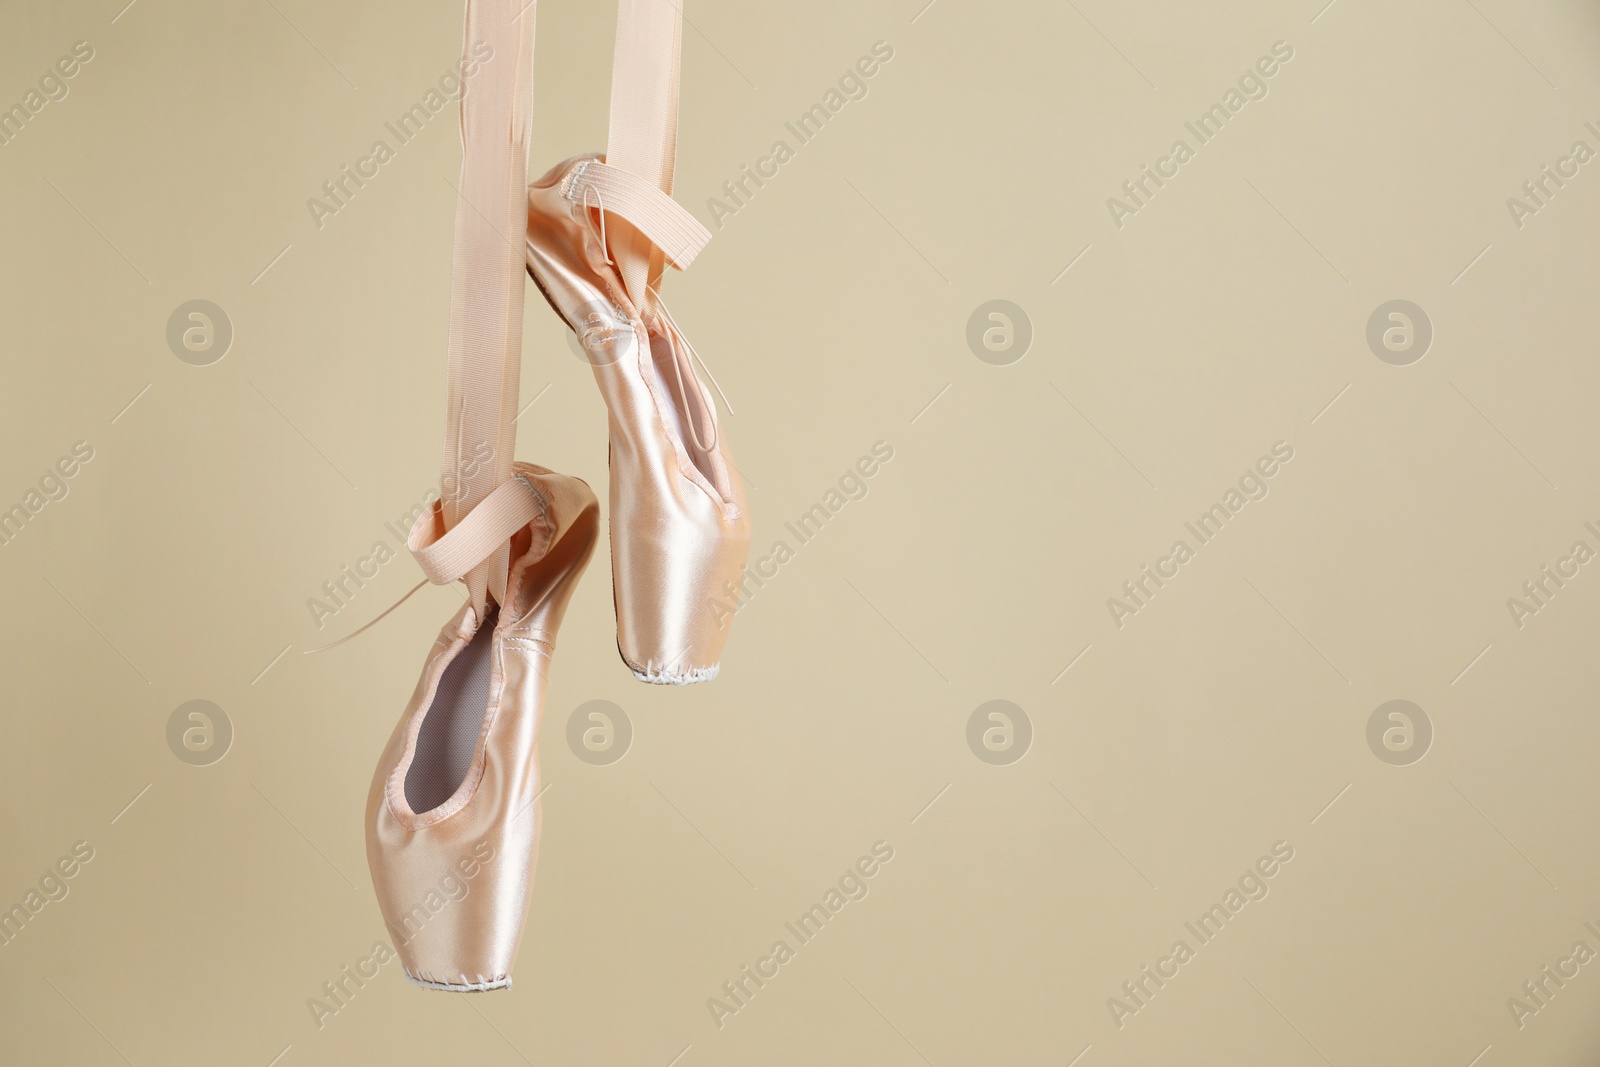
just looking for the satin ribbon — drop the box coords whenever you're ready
[438,0,537,615]
[604,0,685,327]
[304,475,548,655]
[309,0,702,652]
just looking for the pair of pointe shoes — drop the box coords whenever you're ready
[366,155,749,990]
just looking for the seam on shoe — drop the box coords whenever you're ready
[623,651,720,685]
[557,156,594,201]
[403,967,511,992]
[626,314,741,519]
[632,663,719,685]
[558,184,738,521]
[510,466,556,570]
[501,635,553,657]
[390,480,573,828]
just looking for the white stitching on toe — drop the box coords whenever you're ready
[631,661,719,685]
[402,966,512,992]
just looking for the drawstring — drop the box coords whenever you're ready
[302,579,432,656]
[307,456,545,656]
[579,186,731,454]
[650,291,733,454]
[581,183,616,266]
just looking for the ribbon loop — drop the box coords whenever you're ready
[565,158,710,270]
[437,0,539,613]
[409,475,548,588]
[604,0,686,322]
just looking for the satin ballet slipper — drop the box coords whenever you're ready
[525,155,750,685]
[366,464,598,990]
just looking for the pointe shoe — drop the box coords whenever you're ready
[525,155,750,685]
[366,464,598,990]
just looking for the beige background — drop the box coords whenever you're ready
[3,0,1600,1063]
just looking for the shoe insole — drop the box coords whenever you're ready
[405,607,497,814]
